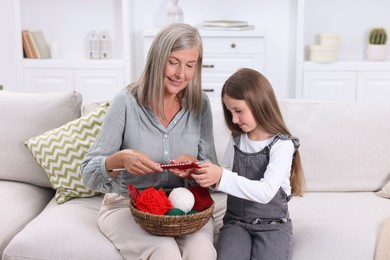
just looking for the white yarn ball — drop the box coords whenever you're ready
[168,187,195,213]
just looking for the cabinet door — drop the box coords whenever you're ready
[23,69,74,93]
[302,71,356,101]
[74,69,124,102]
[357,72,390,102]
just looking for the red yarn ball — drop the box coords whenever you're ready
[188,186,213,211]
[136,188,173,215]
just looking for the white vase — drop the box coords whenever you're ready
[166,0,183,24]
[366,44,387,61]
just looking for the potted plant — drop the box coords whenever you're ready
[366,27,388,61]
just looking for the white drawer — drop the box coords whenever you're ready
[202,37,264,54]
[202,55,264,73]
[202,74,229,99]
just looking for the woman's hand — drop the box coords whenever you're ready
[191,161,223,188]
[106,149,163,176]
[167,154,198,179]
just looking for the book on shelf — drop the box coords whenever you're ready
[22,30,39,58]
[22,30,33,58]
[199,20,255,31]
[200,20,249,27]
[21,30,51,59]
[200,25,255,31]
[32,31,51,58]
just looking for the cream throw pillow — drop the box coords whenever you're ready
[25,102,109,204]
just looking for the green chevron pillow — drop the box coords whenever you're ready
[25,102,109,204]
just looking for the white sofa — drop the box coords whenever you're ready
[1,90,390,260]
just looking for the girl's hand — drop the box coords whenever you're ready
[191,162,223,188]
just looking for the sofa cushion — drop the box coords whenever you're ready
[0,181,54,255]
[2,195,123,260]
[279,100,390,192]
[82,100,109,115]
[289,192,390,260]
[24,102,109,204]
[2,192,227,260]
[0,91,82,187]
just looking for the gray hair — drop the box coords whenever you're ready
[129,23,203,117]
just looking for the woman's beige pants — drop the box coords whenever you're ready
[98,193,217,260]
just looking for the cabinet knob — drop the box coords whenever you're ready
[202,64,215,68]
[230,43,236,48]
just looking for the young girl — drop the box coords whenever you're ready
[191,68,305,260]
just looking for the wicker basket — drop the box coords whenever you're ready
[129,202,214,236]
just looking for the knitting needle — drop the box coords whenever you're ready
[108,161,205,172]
[108,168,126,173]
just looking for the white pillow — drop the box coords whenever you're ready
[0,91,82,187]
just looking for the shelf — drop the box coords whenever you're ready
[14,0,132,101]
[21,59,128,69]
[17,0,125,60]
[302,61,390,71]
[143,28,266,38]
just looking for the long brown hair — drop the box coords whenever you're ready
[221,68,305,196]
[128,23,203,118]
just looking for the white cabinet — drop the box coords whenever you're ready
[295,0,390,102]
[14,0,132,102]
[143,28,265,101]
[302,71,356,101]
[357,72,390,102]
[299,62,390,102]
[74,69,125,103]
[23,69,74,93]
